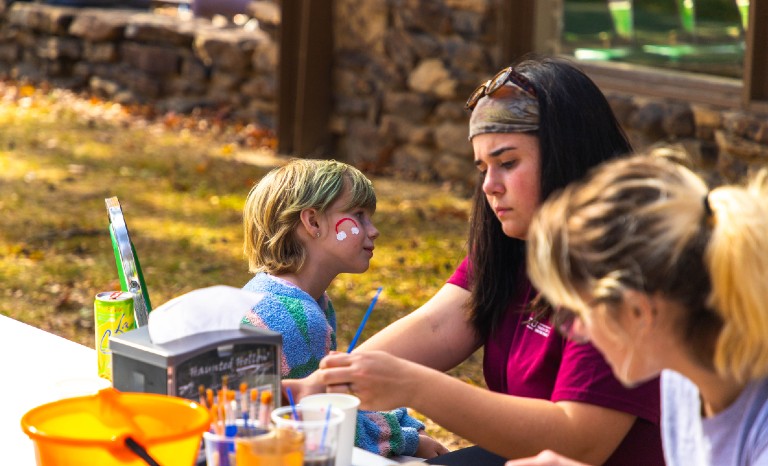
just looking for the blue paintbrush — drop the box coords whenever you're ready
[347,287,383,353]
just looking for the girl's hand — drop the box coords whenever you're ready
[281,371,325,402]
[415,433,450,459]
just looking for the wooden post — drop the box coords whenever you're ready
[742,0,768,105]
[277,0,333,157]
[498,0,536,66]
[277,0,299,155]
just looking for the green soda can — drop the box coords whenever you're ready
[94,291,135,381]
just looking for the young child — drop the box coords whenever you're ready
[240,158,444,458]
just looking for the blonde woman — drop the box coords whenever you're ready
[515,155,768,465]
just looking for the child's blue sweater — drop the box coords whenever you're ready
[241,272,423,457]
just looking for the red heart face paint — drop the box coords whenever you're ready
[335,217,360,241]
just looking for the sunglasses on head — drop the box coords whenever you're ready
[465,66,537,110]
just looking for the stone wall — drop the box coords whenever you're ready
[609,94,768,184]
[329,0,497,189]
[1,0,766,190]
[0,1,279,127]
[328,0,768,189]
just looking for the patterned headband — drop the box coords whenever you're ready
[468,81,540,140]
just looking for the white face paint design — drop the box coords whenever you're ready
[335,217,360,241]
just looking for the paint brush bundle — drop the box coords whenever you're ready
[197,377,274,438]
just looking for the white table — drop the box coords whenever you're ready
[1,315,97,465]
[1,315,407,466]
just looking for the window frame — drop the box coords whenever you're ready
[511,0,768,112]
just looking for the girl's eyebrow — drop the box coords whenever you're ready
[474,146,517,166]
[490,146,517,157]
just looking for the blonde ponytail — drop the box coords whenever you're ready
[707,170,768,381]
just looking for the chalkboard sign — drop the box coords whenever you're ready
[173,343,278,400]
[110,325,283,407]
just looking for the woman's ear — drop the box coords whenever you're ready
[299,208,321,238]
[622,289,655,332]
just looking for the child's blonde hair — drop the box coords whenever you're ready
[243,159,376,274]
[527,154,768,382]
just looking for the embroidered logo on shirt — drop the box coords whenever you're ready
[526,319,552,338]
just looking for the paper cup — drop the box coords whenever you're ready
[301,394,360,466]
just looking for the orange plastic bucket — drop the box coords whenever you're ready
[21,388,210,466]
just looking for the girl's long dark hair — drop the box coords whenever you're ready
[468,56,633,339]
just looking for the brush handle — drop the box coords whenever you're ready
[347,287,383,353]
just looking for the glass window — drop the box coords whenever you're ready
[562,0,747,78]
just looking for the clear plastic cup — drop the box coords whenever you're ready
[300,394,359,466]
[271,405,344,466]
[235,427,305,466]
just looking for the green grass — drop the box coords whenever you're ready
[0,81,479,450]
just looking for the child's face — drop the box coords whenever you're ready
[318,188,379,274]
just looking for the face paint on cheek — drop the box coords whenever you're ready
[335,217,360,241]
